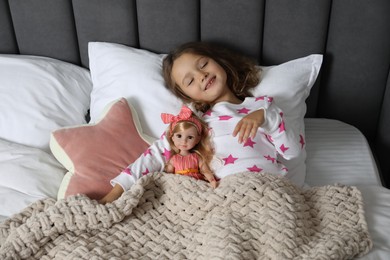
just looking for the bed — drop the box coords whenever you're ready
[0,0,389,259]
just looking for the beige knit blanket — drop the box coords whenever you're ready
[0,172,372,259]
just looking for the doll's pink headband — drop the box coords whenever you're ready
[161,106,202,135]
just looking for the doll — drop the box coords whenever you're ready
[161,106,217,188]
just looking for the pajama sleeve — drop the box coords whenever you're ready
[111,134,170,191]
[257,96,302,160]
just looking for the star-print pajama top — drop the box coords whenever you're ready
[111,96,303,191]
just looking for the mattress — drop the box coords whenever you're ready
[305,118,381,187]
[305,118,390,259]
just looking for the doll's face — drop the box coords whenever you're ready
[171,126,200,154]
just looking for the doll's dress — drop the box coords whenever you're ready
[170,153,204,180]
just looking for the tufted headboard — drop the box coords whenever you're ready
[1,0,389,187]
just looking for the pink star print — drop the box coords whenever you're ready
[203,110,212,117]
[223,154,238,165]
[300,134,305,149]
[162,148,171,161]
[219,115,232,121]
[237,107,250,114]
[143,148,152,156]
[255,96,273,103]
[279,120,286,133]
[142,168,149,176]
[243,138,256,148]
[279,144,289,153]
[124,168,132,175]
[247,165,262,172]
[264,155,276,164]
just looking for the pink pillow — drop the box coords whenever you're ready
[50,98,153,200]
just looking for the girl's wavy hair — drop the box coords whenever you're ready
[162,41,261,113]
[166,113,214,168]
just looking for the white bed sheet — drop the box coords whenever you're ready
[0,138,65,223]
[305,118,390,259]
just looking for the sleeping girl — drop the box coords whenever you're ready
[99,42,302,204]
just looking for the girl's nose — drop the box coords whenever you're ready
[200,72,209,82]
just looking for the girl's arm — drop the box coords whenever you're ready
[256,97,302,160]
[99,184,124,204]
[99,134,170,203]
[233,96,301,160]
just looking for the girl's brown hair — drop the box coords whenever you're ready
[162,42,261,112]
[166,114,214,168]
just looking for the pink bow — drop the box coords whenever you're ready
[161,106,202,135]
[161,106,193,125]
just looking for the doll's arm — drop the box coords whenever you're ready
[164,159,175,173]
[199,161,217,188]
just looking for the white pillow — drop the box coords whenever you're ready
[0,55,93,152]
[0,138,66,221]
[253,54,323,186]
[89,42,182,138]
[88,42,322,186]
[253,55,322,132]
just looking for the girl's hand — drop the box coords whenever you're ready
[98,184,124,204]
[233,109,265,144]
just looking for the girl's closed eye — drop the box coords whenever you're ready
[199,58,208,69]
[188,79,193,86]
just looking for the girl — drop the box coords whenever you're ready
[162,105,217,188]
[99,42,302,204]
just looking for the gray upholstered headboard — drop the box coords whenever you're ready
[1,0,389,187]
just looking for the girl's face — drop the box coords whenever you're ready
[171,53,238,105]
[171,126,200,155]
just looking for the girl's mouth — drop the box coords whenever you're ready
[204,76,216,91]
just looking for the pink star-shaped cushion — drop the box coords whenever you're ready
[50,98,151,200]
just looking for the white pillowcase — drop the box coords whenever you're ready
[88,42,322,186]
[0,55,93,152]
[89,42,182,138]
[253,55,323,186]
[0,138,66,222]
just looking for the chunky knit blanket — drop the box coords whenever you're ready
[0,172,372,259]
